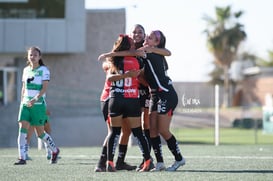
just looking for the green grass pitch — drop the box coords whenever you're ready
[1,145,273,181]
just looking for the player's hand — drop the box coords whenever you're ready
[124,70,139,78]
[98,53,107,61]
[26,99,35,107]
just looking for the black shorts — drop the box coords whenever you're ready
[101,100,109,122]
[149,86,178,115]
[139,87,150,108]
[109,97,141,118]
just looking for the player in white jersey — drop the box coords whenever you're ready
[14,46,60,165]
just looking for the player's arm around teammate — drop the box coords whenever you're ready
[105,35,153,172]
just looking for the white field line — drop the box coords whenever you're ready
[2,155,273,160]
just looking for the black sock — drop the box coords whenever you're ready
[107,127,121,162]
[98,146,107,166]
[131,127,150,161]
[116,144,127,164]
[166,135,182,161]
[151,136,164,162]
[144,129,151,152]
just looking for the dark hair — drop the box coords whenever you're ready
[133,24,145,49]
[109,35,132,73]
[112,34,131,52]
[134,24,145,33]
[151,30,168,70]
[152,30,166,49]
[26,46,45,66]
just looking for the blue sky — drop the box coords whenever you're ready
[85,0,273,82]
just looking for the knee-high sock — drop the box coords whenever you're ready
[17,128,27,160]
[107,127,121,162]
[166,135,183,161]
[151,136,164,162]
[43,139,51,155]
[144,129,151,151]
[98,146,107,166]
[131,127,150,161]
[116,144,127,164]
[26,144,29,157]
[39,132,57,153]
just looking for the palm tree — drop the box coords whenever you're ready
[203,5,246,107]
[208,61,224,85]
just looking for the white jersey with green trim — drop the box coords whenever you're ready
[22,65,50,104]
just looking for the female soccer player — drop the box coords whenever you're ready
[141,30,186,171]
[106,35,152,172]
[14,46,60,165]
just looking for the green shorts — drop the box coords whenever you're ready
[45,114,50,123]
[18,103,47,126]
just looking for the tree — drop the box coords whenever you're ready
[207,61,224,85]
[203,5,246,107]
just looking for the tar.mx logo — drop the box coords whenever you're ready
[181,93,202,113]
[182,93,200,107]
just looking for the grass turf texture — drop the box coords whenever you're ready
[172,128,273,145]
[1,145,273,181]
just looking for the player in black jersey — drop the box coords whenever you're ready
[141,30,186,171]
[105,35,153,172]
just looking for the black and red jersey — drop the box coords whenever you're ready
[100,76,111,102]
[110,56,140,98]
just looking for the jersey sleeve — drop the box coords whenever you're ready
[42,66,50,81]
[22,68,26,82]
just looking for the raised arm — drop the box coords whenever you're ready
[140,46,171,56]
[98,49,146,61]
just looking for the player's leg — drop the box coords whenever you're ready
[115,117,136,171]
[33,104,60,164]
[44,119,52,160]
[25,125,35,160]
[106,115,122,172]
[14,105,30,165]
[95,100,110,172]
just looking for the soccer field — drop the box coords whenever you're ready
[1,145,273,181]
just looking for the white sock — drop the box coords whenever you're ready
[17,132,27,160]
[44,141,51,155]
[26,144,30,156]
[40,133,57,153]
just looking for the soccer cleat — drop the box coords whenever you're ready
[94,165,106,172]
[14,159,26,165]
[136,157,154,171]
[106,161,116,172]
[135,159,144,171]
[138,159,154,172]
[150,162,165,172]
[116,161,137,171]
[48,155,61,160]
[165,157,186,171]
[50,148,60,164]
[94,158,107,172]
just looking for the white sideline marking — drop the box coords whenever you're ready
[128,155,273,160]
[185,156,273,160]
[2,155,273,160]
